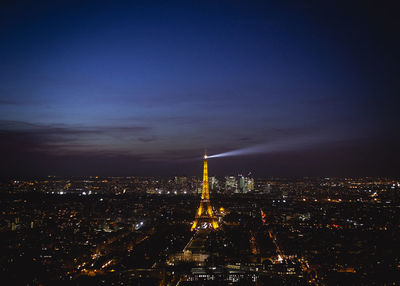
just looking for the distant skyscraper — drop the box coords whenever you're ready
[239,175,245,190]
[209,176,218,191]
[238,174,254,193]
[225,176,237,193]
[248,178,255,192]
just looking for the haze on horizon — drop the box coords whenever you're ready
[0,1,399,178]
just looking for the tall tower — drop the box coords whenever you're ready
[191,153,219,231]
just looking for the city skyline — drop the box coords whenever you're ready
[1,1,399,177]
[2,174,399,285]
[1,2,399,283]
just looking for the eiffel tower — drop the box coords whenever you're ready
[191,153,219,231]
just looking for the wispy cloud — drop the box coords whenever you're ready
[0,120,153,156]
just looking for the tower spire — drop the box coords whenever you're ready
[191,153,218,231]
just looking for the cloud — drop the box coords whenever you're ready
[0,120,153,156]
[137,136,157,142]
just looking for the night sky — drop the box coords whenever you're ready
[1,1,399,178]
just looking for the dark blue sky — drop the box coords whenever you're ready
[1,1,399,177]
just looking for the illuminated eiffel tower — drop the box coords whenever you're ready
[191,153,219,231]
